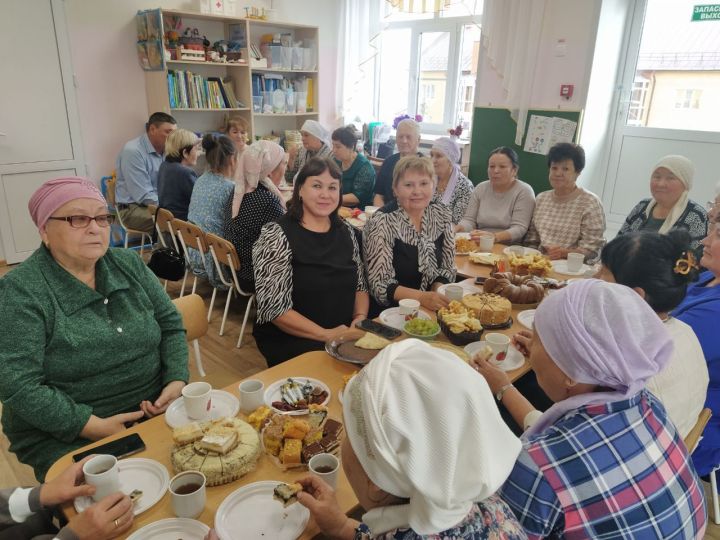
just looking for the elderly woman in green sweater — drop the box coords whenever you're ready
[0,177,189,481]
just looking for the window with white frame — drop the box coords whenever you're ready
[627,76,650,126]
[376,1,482,136]
[674,89,702,109]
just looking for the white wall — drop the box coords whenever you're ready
[475,0,602,110]
[63,0,339,183]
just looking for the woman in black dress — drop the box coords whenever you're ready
[363,155,455,312]
[252,157,369,366]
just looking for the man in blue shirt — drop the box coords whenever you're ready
[115,112,177,233]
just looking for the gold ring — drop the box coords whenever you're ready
[114,518,120,528]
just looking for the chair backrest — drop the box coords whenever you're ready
[684,407,712,454]
[173,219,208,254]
[147,203,158,216]
[105,176,117,207]
[205,232,241,271]
[172,293,209,342]
[155,208,176,231]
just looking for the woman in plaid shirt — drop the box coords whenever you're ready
[473,280,706,539]
[524,143,605,262]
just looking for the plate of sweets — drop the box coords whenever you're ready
[249,404,345,470]
[264,377,331,415]
[339,207,367,228]
[455,236,479,255]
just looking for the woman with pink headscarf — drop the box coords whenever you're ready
[473,280,707,539]
[0,177,188,481]
[225,140,288,291]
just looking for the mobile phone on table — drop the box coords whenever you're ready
[474,276,487,285]
[356,319,402,340]
[72,433,146,462]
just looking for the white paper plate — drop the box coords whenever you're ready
[503,246,541,257]
[437,282,482,297]
[74,458,169,516]
[264,377,331,415]
[338,387,344,404]
[379,307,432,330]
[455,232,471,240]
[464,341,525,371]
[165,390,240,428]
[551,259,590,276]
[517,309,536,330]
[127,518,209,540]
[215,480,310,540]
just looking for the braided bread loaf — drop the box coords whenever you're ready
[483,272,545,304]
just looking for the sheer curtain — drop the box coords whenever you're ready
[481,0,547,144]
[336,0,383,124]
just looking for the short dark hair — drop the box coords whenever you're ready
[201,133,236,173]
[287,157,343,224]
[489,146,519,170]
[331,126,359,150]
[145,112,177,131]
[547,142,585,173]
[600,230,698,313]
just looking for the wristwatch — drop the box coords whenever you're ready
[495,383,514,402]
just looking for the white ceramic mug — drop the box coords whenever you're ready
[444,285,464,302]
[309,453,340,489]
[566,252,585,273]
[485,333,510,364]
[83,455,120,502]
[182,382,212,420]
[170,471,206,519]
[238,379,265,413]
[398,298,420,318]
[477,232,494,252]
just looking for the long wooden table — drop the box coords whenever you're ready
[47,342,532,538]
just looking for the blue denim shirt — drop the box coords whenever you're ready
[115,133,163,204]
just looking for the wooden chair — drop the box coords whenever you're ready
[104,176,152,256]
[172,218,210,298]
[684,408,712,454]
[205,232,255,347]
[172,294,208,377]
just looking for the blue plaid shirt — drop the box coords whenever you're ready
[500,390,706,539]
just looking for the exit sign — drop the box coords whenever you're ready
[692,4,720,20]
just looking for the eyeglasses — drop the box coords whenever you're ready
[47,214,115,228]
[707,200,719,211]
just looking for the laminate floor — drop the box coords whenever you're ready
[1,261,719,538]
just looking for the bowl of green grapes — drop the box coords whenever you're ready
[403,318,441,340]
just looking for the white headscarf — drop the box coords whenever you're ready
[646,154,695,234]
[343,339,521,535]
[431,137,461,205]
[231,140,287,217]
[300,119,330,146]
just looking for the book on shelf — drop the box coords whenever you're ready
[168,70,241,109]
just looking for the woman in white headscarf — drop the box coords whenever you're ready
[429,137,473,225]
[285,119,333,184]
[618,154,708,252]
[295,339,526,539]
[224,140,288,291]
[473,280,707,539]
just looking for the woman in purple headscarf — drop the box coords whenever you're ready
[473,280,707,539]
[0,177,188,481]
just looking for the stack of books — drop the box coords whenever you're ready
[167,70,240,109]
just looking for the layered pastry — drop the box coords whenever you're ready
[273,482,303,507]
[508,253,552,277]
[170,416,261,486]
[462,293,512,326]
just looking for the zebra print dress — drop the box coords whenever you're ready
[363,201,455,307]
[252,214,368,365]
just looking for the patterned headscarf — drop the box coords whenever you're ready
[525,279,673,438]
[344,339,521,535]
[231,140,287,217]
[28,177,106,231]
[431,137,461,205]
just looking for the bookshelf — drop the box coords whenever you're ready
[143,9,320,139]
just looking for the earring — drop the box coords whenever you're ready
[298,196,303,202]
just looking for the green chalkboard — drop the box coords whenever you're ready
[468,107,583,194]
